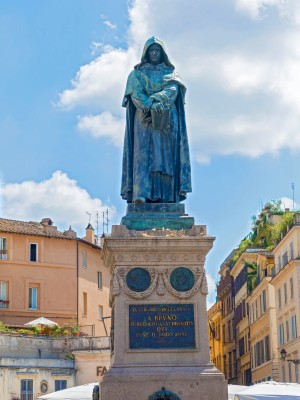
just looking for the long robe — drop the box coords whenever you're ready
[121,37,192,203]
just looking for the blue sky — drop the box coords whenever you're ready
[0,0,299,307]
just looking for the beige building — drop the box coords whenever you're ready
[0,334,110,400]
[208,301,222,371]
[247,252,279,383]
[217,252,237,383]
[0,217,111,337]
[272,213,300,383]
[231,249,260,385]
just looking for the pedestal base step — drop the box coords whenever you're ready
[100,364,227,400]
[121,203,195,231]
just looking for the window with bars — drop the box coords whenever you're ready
[0,281,9,308]
[20,379,33,400]
[98,305,103,320]
[291,315,297,339]
[290,277,294,299]
[0,237,7,260]
[97,272,102,289]
[29,243,38,262]
[29,286,38,310]
[55,380,67,391]
[82,251,87,267]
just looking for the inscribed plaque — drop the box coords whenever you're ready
[129,303,195,349]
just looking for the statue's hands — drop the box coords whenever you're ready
[142,98,153,112]
[151,102,164,114]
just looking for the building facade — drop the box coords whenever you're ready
[0,334,110,400]
[272,213,300,383]
[0,217,111,337]
[217,252,237,383]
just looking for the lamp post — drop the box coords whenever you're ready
[280,348,300,383]
[280,348,300,365]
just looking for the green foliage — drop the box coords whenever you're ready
[264,199,283,213]
[244,261,258,293]
[232,200,296,266]
[0,321,11,332]
[269,212,294,245]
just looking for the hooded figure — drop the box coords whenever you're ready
[121,37,192,203]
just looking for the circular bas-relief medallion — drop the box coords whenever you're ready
[126,267,151,292]
[40,380,48,393]
[170,267,195,292]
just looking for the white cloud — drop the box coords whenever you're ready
[103,20,117,29]
[235,0,285,19]
[280,196,300,211]
[77,112,124,146]
[58,0,300,163]
[206,272,217,310]
[0,171,116,236]
[101,14,117,29]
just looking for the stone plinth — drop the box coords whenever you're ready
[100,224,227,400]
[121,203,195,231]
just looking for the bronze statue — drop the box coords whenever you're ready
[121,37,192,204]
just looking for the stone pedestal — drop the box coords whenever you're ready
[100,210,227,400]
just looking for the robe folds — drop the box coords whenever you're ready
[120,37,192,203]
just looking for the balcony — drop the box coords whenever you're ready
[0,300,9,309]
[217,272,232,298]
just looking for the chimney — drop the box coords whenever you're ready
[63,226,77,238]
[85,223,95,244]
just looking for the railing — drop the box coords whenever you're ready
[0,300,9,308]
[217,272,232,297]
[0,249,8,260]
[20,394,34,400]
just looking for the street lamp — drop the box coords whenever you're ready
[280,348,300,365]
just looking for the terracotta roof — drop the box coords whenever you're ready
[0,217,74,239]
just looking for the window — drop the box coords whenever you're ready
[291,315,297,339]
[286,320,290,342]
[278,288,282,309]
[279,323,284,346]
[29,243,38,262]
[295,362,299,383]
[82,251,87,267]
[29,286,38,310]
[0,281,8,308]
[259,294,262,316]
[290,241,294,260]
[265,335,270,361]
[98,305,103,320]
[21,379,33,400]
[0,237,7,260]
[55,380,67,391]
[97,272,102,289]
[83,292,87,316]
[255,300,258,319]
[282,251,288,267]
[277,255,281,270]
[284,283,287,304]
[290,277,294,299]
[262,290,267,312]
[239,337,245,357]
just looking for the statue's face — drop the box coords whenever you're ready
[148,44,162,65]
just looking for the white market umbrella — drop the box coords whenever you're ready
[233,381,300,400]
[25,317,58,327]
[38,382,97,400]
[228,385,248,400]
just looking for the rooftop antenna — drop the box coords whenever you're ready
[102,211,105,235]
[95,212,99,245]
[86,211,91,225]
[291,182,295,210]
[105,209,110,235]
